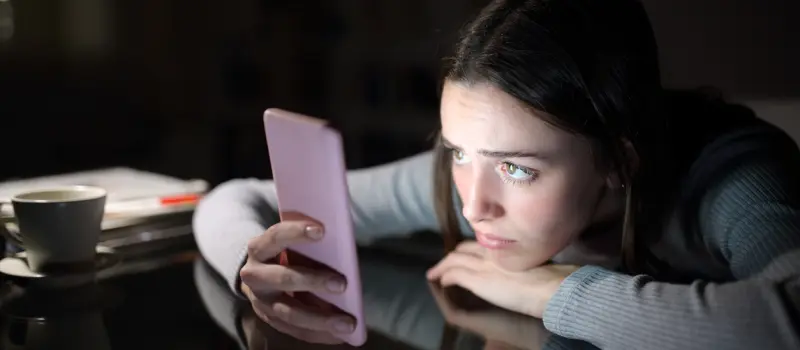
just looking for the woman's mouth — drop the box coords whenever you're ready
[475,231,517,249]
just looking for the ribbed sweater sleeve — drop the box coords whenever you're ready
[542,154,800,349]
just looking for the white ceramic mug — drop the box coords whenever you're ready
[0,186,106,274]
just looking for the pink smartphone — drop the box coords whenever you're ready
[263,108,367,346]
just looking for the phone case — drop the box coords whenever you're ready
[263,108,367,346]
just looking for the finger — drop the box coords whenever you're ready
[438,267,524,315]
[426,253,479,280]
[247,221,324,262]
[251,298,271,322]
[294,290,341,313]
[240,263,347,294]
[454,240,486,257]
[426,252,483,280]
[263,294,356,334]
[263,313,344,345]
[439,266,484,291]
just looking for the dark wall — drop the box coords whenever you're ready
[0,0,797,185]
[642,0,800,99]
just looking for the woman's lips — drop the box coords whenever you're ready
[475,231,517,249]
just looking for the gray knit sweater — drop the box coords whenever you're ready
[192,125,800,349]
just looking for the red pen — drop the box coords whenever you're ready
[105,193,202,214]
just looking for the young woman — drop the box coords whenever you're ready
[193,0,800,348]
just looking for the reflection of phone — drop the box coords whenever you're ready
[263,108,366,347]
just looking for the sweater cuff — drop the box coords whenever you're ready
[542,265,622,339]
[195,220,264,300]
[232,244,250,299]
[215,233,254,300]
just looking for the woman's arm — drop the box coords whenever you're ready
[542,155,800,350]
[543,251,800,350]
[192,150,460,294]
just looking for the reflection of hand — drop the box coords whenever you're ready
[426,241,579,318]
[239,211,355,345]
[428,282,552,350]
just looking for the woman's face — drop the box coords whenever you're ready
[440,81,615,271]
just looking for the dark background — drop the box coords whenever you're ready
[1,0,798,186]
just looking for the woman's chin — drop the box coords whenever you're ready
[487,249,551,272]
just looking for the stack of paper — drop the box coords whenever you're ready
[0,167,209,230]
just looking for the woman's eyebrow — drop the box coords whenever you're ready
[440,136,551,161]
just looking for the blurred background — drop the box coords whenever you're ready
[0,2,797,348]
[1,0,799,186]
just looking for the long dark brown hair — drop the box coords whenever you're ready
[433,0,673,274]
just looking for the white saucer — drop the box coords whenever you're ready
[0,246,121,288]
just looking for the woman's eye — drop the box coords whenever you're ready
[501,162,535,180]
[451,149,471,165]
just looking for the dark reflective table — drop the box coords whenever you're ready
[0,238,594,350]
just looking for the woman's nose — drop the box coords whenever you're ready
[461,176,504,223]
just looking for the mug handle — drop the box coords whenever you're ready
[0,202,23,246]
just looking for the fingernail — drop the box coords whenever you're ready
[326,277,346,293]
[331,318,355,333]
[305,226,323,240]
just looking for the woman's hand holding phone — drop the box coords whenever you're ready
[239,214,357,344]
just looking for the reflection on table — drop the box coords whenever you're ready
[0,222,595,350]
[0,282,115,350]
[194,246,597,350]
[0,219,234,350]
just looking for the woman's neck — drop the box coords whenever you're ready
[552,220,623,268]
[551,186,625,268]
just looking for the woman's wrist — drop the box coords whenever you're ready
[541,265,615,334]
[523,264,580,318]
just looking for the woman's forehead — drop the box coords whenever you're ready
[439,82,578,152]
